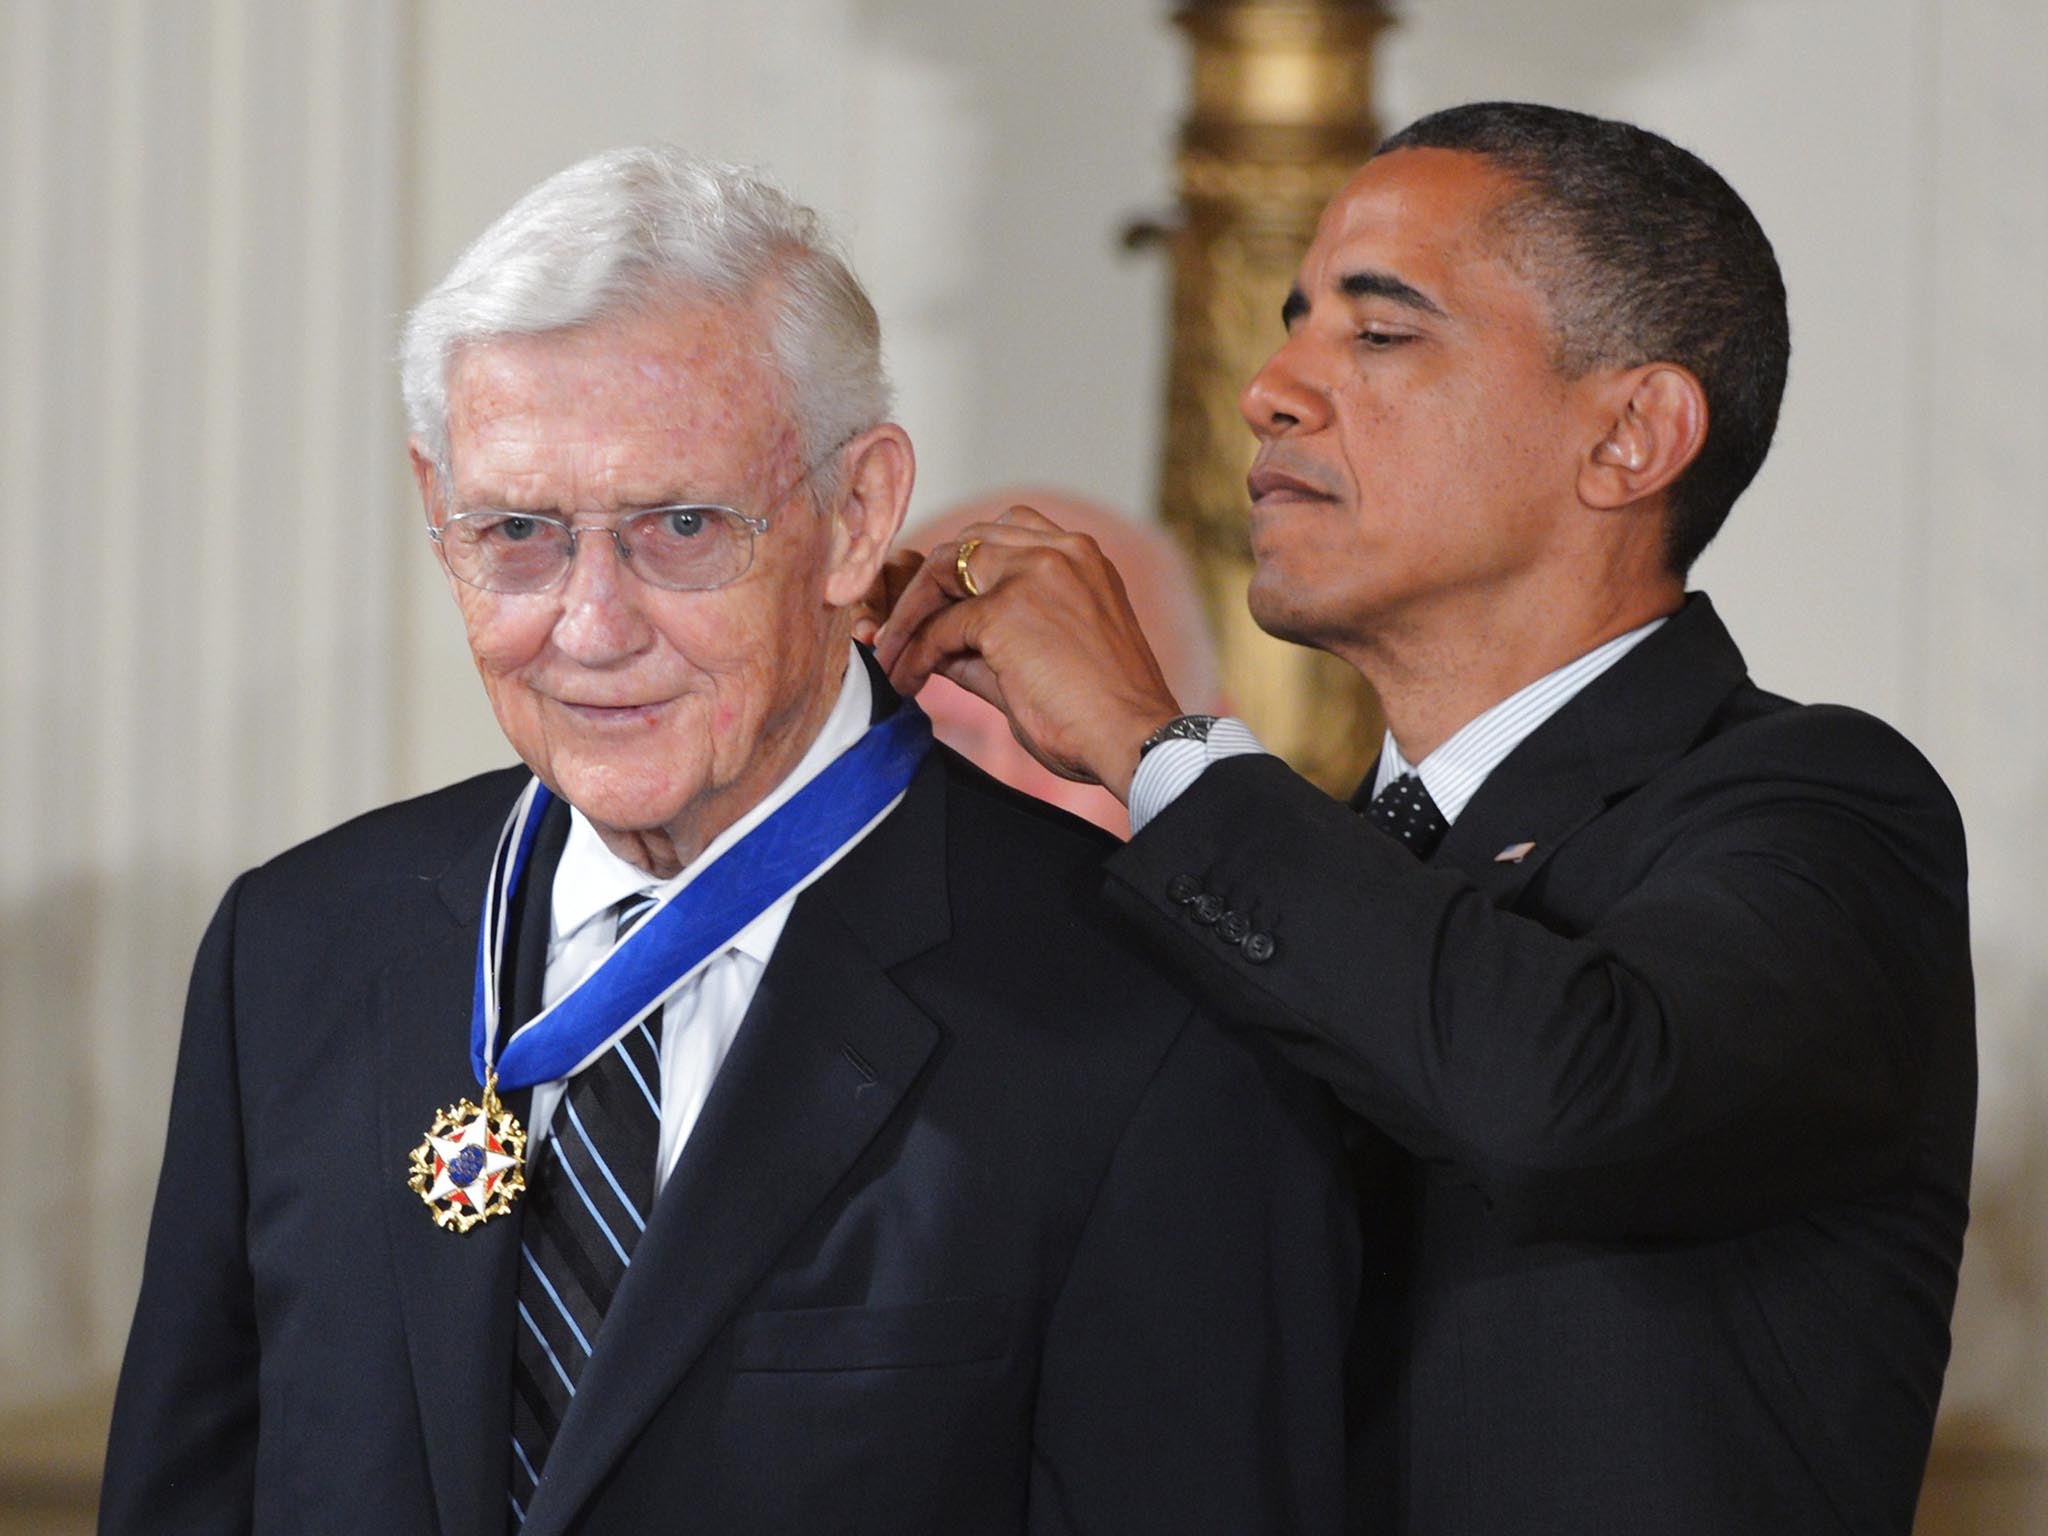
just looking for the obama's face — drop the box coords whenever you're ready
[1239,148,1600,657]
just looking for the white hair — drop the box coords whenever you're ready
[399,146,891,489]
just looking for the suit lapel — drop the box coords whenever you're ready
[1431,594,1751,902]
[378,787,562,1536]
[518,752,952,1536]
[1432,710,1608,904]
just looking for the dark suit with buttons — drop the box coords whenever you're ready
[1104,595,1975,1535]
[102,690,1359,1535]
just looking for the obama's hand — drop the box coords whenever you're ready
[873,504,1181,800]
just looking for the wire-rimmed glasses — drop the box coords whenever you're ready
[428,453,836,595]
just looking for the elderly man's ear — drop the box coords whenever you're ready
[823,423,916,608]
[408,443,443,525]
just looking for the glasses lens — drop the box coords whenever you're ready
[441,513,572,592]
[623,506,755,590]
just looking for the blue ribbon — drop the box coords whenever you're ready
[470,704,932,1090]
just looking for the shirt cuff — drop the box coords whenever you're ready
[1127,717,1270,834]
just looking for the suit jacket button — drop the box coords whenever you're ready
[1218,910,1251,944]
[1191,894,1223,925]
[1168,873,1202,904]
[1240,930,1276,963]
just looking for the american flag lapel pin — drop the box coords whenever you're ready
[1494,841,1537,864]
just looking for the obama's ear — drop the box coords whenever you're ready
[1579,363,1708,511]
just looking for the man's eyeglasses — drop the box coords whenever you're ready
[428,454,834,595]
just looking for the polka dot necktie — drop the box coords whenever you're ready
[1365,772,1449,860]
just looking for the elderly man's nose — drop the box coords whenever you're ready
[555,527,620,590]
[553,530,649,657]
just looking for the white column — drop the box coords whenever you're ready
[0,0,408,1403]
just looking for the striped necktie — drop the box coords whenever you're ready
[508,893,664,1527]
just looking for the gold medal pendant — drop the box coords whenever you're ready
[408,1075,527,1232]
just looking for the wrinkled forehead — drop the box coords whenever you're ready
[443,296,800,486]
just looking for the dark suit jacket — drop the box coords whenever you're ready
[1105,595,1974,1535]
[103,733,1359,1534]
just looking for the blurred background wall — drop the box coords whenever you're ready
[2,1,2040,1529]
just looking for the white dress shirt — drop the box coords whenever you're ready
[524,646,886,1192]
[1128,616,1668,833]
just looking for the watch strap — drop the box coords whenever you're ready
[1138,713,1222,759]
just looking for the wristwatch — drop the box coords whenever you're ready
[1137,714,1221,759]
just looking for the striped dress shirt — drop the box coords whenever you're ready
[1128,616,1667,834]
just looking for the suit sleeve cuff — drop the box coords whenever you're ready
[1127,717,1271,834]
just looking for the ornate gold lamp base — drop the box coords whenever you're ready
[1155,0,1393,795]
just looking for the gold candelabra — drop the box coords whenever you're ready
[1151,0,1393,795]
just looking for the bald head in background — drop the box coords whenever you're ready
[910,490,1220,836]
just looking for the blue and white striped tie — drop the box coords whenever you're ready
[507,893,663,1526]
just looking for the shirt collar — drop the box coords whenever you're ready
[550,643,875,959]
[1374,615,1668,824]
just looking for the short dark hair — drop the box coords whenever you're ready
[1377,102,1790,575]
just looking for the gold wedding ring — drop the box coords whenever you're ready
[956,537,986,598]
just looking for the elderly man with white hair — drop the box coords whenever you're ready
[101,148,1356,1536]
